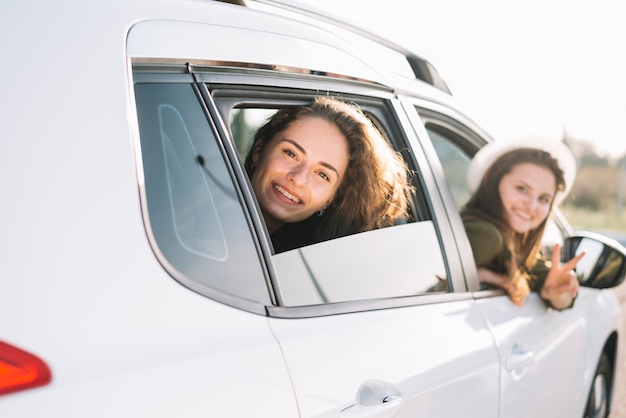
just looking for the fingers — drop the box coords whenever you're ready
[551,243,561,267]
[562,272,579,291]
[552,243,586,272]
[563,250,586,272]
[562,270,579,294]
[570,277,580,297]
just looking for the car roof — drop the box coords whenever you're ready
[238,0,452,94]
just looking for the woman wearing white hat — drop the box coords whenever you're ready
[462,138,585,310]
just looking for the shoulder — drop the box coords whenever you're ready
[463,219,502,244]
[463,219,504,266]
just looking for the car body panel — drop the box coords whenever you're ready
[126,18,390,86]
[270,301,500,417]
[476,290,609,417]
[2,311,298,417]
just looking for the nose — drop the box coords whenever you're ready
[526,194,538,210]
[287,163,307,186]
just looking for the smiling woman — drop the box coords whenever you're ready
[243,96,414,253]
[461,137,585,309]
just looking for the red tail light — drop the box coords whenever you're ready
[0,340,52,396]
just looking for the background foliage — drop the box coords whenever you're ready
[561,133,626,234]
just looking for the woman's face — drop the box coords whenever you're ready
[251,116,349,233]
[498,162,556,233]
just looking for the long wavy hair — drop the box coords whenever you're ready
[244,96,413,249]
[461,148,566,279]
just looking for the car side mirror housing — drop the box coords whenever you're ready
[563,232,626,289]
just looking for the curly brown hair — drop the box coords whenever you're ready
[244,96,413,251]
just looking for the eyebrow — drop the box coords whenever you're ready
[282,138,340,176]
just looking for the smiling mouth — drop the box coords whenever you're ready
[274,184,301,204]
[514,211,530,221]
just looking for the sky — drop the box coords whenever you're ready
[296,0,626,160]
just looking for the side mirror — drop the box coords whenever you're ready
[563,232,626,289]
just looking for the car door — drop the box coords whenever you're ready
[413,104,591,417]
[269,295,500,417]
[476,292,590,418]
[212,87,502,417]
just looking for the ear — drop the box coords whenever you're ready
[250,140,264,167]
[247,141,263,173]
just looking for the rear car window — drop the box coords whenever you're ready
[134,82,271,306]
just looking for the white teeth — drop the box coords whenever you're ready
[274,184,301,203]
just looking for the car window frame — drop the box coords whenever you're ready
[133,63,479,318]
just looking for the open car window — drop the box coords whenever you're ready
[228,101,452,303]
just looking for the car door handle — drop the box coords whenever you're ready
[505,344,535,371]
[341,380,403,418]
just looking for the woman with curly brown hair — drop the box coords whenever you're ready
[245,96,412,253]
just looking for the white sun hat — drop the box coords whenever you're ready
[466,137,577,206]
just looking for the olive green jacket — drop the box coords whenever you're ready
[463,219,569,309]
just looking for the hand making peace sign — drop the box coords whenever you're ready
[540,243,586,310]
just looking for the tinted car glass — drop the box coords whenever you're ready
[134,83,271,305]
[427,127,472,210]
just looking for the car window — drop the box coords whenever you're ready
[427,127,472,210]
[228,103,450,305]
[134,82,271,306]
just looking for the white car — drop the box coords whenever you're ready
[1,0,625,417]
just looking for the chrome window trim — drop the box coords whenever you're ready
[266,291,474,319]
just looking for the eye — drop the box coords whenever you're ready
[539,195,551,204]
[283,149,297,159]
[515,185,527,193]
[316,171,330,182]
